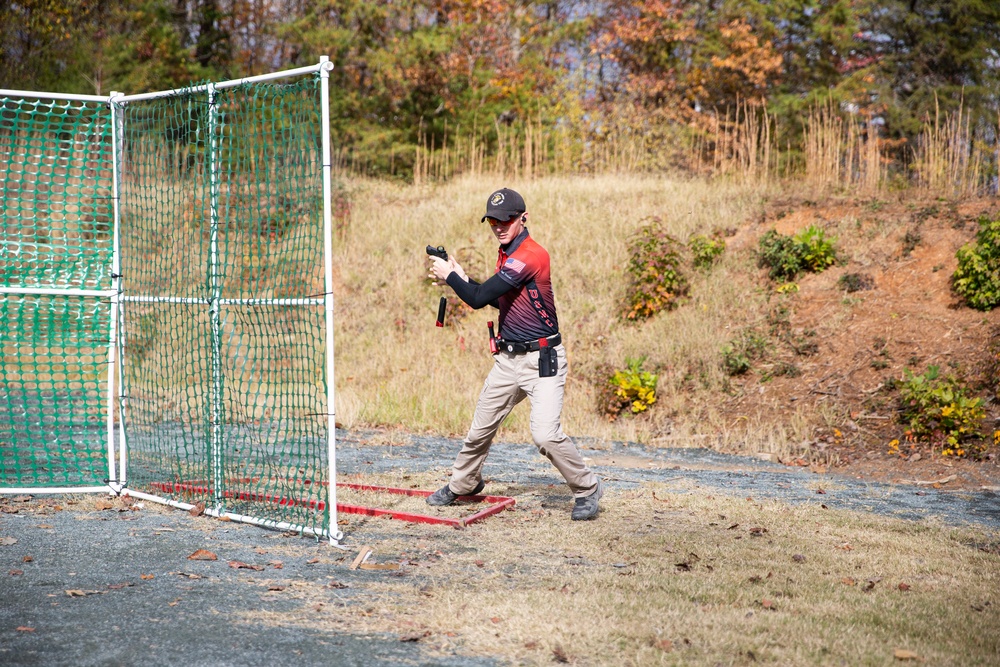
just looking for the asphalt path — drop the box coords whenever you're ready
[2,432,999,667]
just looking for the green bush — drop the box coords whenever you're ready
[952,214,1000,310]
[757,225,837,281]
[688,234,726,269]
[599,358,658,420]
[623,219,689,320]
[721,329,769,376]
[898,366,986,457]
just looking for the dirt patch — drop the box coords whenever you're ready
[721,194,1000,475]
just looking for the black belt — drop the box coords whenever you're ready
[497,333,561,354]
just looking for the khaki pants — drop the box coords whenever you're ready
[449,345,599,498]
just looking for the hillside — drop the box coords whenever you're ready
[332,174,1000,489]
[720,194,1000,488]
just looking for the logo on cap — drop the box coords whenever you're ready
[490,192,505,206]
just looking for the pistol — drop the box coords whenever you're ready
[426,245,448,261]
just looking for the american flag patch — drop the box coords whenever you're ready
[504,257,526,272]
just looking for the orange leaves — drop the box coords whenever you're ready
[710,20,783,93]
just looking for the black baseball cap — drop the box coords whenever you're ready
[481,188,525,222]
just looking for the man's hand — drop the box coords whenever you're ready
[429,256,467,284]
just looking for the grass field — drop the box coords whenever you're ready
[245,470,1000,666]
[332,173,800,450]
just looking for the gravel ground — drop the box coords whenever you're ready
[2,431,999,667]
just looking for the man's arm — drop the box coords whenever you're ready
[446,272,508,309]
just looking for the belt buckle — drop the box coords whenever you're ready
[506,344,514,353]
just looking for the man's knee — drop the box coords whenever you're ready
[531,424,565,450]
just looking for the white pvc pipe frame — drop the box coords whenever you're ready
[0,58,342,544]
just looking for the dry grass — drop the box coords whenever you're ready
[242,474,1000,666]
[334,175,763,440]
[331,172,834,455]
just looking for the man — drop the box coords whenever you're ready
[426,187,603,520]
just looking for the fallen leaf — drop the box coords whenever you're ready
[168,599,181,607]
[749,526,768,536]
[727,523,740,530]
[524,640,539,649]
[95,500,115,511]
[15,627,35,632]
[0,537,18,546]
[267,584,286,591]
[490,617,501,624]
[22,556,33,563]
[652,638,673,652]
[552,644,571,663]
[474,560,485,567]
[11,495,32,503]
[841,577,856,586]
[864,577,882,591]
[268,560,283,569]
[792,554,806,563]
[399,631,430,642]
[188,502,205,517]
[36,524,53,529]
[894,649,920,661]
[228,561,264,571]
[65,589,103,597]
[187,549,218,561]
[9,569,23,576]
[816,488,826,494]
[898,582,911,592]
[306,557,320,565]
[140,574,155,580]
[761,599,774,609]
[107,582,134,590]
[836,543,853,551]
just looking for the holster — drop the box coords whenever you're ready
[538,341,557,377]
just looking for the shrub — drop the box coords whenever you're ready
[838,272,875,293]
[599,358,658,420]
[796,225,838,272]
[952,214,1000,310]
[688,234,726,269]
[757,230,802,281]
[623,219,689,320]
[898,366,986,457]
[721,329,769,376]
[757,225,837,281]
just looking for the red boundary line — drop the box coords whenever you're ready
[147,480,515,528]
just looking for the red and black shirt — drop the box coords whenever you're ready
[446,228,559,342]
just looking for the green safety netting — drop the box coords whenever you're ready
[1,73,332,537]
[0,96,114,487]
[119,77,331,534]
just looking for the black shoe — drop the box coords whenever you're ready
[571,480,603,520]
[426,480,486,506]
